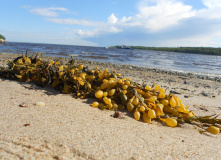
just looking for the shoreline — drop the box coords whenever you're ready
[1,52,221,159]
[1,52,221,82]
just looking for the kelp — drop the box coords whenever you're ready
[0,53,220,135]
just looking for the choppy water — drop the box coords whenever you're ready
[0,42,221,76]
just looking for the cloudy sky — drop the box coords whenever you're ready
[1,0,221,47]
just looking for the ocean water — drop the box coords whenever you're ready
[0,42,221,77]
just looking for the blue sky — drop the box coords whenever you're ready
[1,0,221,47]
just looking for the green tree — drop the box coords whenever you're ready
[0,34,6,40]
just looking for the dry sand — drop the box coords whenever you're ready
[0,53,221,159]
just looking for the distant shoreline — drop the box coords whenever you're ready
[111,46,221,56]
[2,42,221,56]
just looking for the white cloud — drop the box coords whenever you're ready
[109,26,121,33]
[77,29,97,37]
[197,0,221,19]
[108,13,118,24]
[47,13,122,38]
[47,18,103,27]
[135,0,196,31]
[76,26,122,38]
[120,16,132,23]
[56,0,196,36]
[30,7,69,17]
[201,0,221,8]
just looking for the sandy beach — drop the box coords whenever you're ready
[0,53,221,159]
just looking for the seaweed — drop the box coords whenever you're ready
[0,54,220,135]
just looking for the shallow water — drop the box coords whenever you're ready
[0,42,221,76]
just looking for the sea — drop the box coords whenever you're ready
[0,42,221,78]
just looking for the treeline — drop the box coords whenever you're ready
[113,46,221,56]
[0,34,5,40]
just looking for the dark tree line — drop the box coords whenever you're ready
[113,46,221,56]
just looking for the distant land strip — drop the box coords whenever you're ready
[112,46,221,56]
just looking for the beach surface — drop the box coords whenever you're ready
[0,53,221,159]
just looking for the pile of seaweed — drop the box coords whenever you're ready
[0,53,220,135]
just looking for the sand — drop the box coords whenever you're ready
[0,53,221,159]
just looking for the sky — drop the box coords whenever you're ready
[1,0,221,47]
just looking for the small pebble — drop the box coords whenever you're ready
[113,111,122,118]
[200,92,210,97]
[19,102,27,107]
[24,124,30,127]
[36,102,46,107]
